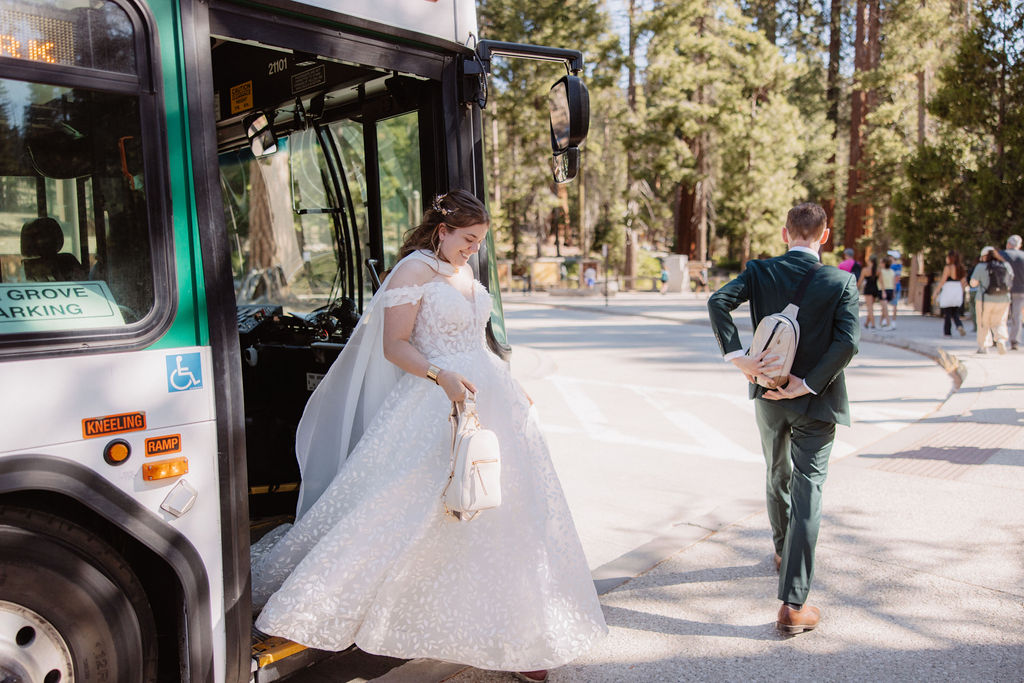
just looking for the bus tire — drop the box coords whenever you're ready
[0,506,158,683]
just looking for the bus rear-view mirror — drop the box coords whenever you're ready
[548,74,589,184]
[245,111,278,157]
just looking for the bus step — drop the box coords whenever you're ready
[251,629,307,669]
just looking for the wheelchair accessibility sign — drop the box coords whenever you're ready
[166,353,203,392]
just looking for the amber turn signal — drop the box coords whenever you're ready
[142,456,189,481]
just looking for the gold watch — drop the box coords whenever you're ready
[426,365,442,384]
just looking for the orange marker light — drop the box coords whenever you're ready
[142,457,189,481]
[103,439,131,465]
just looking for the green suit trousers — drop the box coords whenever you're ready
[755,399,835,606]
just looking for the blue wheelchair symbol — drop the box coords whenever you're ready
[166,353,203,392]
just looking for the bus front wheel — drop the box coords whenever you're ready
[0,506,158,682]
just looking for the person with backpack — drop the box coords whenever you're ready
[707,203,859,636]
[1000,234,1024,350]
[969,246,1014,354]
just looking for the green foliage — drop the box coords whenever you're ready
[637,250,662,278]
[475,0,1019,273]
[852,0,961,251]
[632,0,811,261]
[892,0,1024,261]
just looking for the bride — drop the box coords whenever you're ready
[251,189,606,681]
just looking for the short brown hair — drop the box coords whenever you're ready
[786,203,827,240]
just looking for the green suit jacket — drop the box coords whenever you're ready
[707,250,860,426]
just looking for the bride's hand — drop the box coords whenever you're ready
[437,370,477,403]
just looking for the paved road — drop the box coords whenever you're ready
[286,297,960,682]
[502,302,952,578]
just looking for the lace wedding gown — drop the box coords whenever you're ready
[251,253,607,671]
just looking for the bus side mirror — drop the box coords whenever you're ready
[244,111,278,157]
[548,75,589,184]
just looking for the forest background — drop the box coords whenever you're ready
[478,0,1024,287]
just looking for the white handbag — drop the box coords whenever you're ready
[442,394,501,521]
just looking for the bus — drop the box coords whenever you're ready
[0,0,589,680]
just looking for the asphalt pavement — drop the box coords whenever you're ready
[298,290,1024,682]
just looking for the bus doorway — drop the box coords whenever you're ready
[209,36,438,527]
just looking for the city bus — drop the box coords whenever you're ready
[0,0,589,680]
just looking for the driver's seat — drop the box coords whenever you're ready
[21,217,87,282]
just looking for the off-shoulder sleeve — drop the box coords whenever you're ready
[383,284,425,308]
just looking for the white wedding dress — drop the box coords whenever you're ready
[250,251,607,671]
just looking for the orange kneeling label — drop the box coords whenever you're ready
[145,434,181,457]
[82,411,146,438]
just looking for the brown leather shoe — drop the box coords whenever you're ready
[774,553,782,572]
[515,671,549,683]
[776,603,820,635]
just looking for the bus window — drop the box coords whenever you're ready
[376,111,422,271]
[0,0,161,336]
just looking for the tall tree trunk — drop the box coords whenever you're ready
[249,159,275,270]
[623,0,639,284]
[628,0,638,113]
[555,182,570,256]
[675,133,709,262]
[843,0,876,254]
[753,0,779,44]
[577,152,585,249]
[910,0,928,311]
[822,0,842,252]
[996,24,1007,180]
[674,13,709,263]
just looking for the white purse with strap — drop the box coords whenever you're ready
[442,394,501,521]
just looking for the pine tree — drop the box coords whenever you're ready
[892,0,1024,263]
[634,0,810,265]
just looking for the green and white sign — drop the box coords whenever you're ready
[0,281,126,333]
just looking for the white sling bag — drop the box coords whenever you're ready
[747,263,822,389]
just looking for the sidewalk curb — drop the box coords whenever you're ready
[860,329,968,388]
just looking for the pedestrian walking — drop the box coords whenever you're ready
[934,250,967,337]
[970,246,1014,354]
[707,202,860,635]
[888,250,903,303]
[858,255,881,328]
[838,248,862,282]
[584,265,596,289]
[250,190,606,683]
[1000,234,1024,350]
[879,256,896,329]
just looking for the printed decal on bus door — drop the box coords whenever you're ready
[166,352,203,392]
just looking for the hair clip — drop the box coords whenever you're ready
[432,194,453,217]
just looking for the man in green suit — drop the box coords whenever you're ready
[707,203,859,635]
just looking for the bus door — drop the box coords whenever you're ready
[197,14,451,676]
